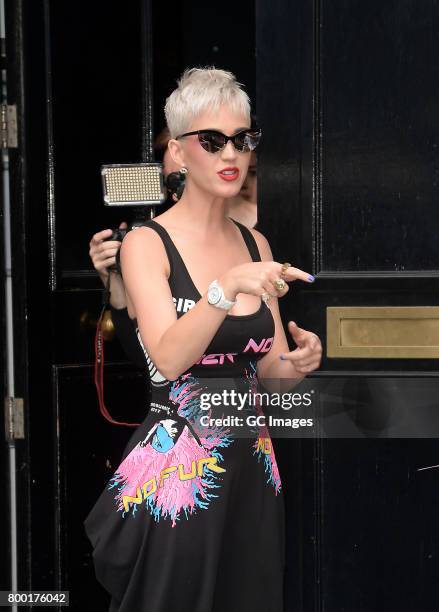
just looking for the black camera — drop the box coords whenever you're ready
[105,227,129,242]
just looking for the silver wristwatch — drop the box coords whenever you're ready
[207,280,237,311]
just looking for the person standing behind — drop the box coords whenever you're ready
[225,149,257,228]
[89,129,181,368]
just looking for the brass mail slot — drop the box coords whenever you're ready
[327,306,439,358]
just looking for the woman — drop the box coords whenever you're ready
[84,67,322,612]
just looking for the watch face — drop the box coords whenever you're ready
[208,285,221,304]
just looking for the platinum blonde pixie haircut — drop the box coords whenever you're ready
[164,67,251,138]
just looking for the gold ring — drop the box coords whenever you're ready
[281,262,291,275]
[261,292,271,305]
[273,278,286,292]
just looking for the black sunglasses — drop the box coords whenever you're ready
[175,128,261,153]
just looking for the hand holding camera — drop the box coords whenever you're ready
[89,221,129,309]
[89,221,128,277]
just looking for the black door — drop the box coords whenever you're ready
[257,1,439,611]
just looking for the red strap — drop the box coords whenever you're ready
[94,304,141,427]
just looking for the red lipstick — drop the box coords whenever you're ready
[217,167,240,181]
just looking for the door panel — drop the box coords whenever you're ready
[321,1,439,272]
[47,0,147,281]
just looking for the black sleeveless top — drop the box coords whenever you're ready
[110,219,271,372]
[84,218,285,612]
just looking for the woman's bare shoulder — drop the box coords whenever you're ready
[120,224,170,277]
[119,224,176,322]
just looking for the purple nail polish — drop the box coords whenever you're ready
[308,275,315,282]
[279,354,285,360]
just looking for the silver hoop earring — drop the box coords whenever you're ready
[179,166,188,175]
